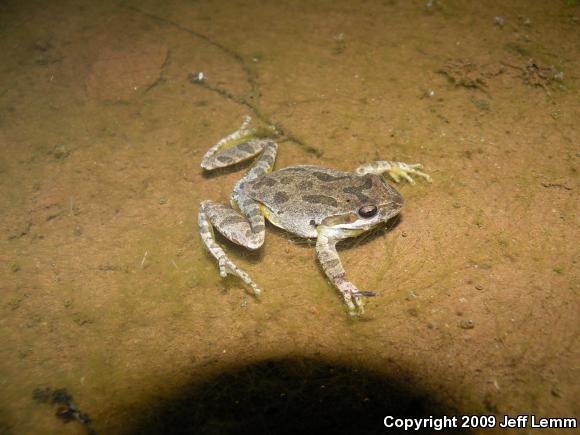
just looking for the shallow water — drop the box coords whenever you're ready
[0,0,578,434]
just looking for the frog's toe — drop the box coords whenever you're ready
[346,301,361,316]
[388,163,432,184]
[341,291,358,316]
[350,295,365,316]
[219,257,262,296]
[388,170,402,183]
[415,170,433,183]
[406,164,432,183]
[336,281,369,315]
[401,172,416,184]
[388,166,415,184]
[218,257,229,277]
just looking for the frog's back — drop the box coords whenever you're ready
[245,165,362,238]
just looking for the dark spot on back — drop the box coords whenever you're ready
[252,177,278,190]
[313,172,350,182]
[303,195,338,207]
[343,175,373,203]
[273,191,289,204]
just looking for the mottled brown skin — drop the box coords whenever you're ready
[246,165,403,238]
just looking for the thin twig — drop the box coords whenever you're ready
[127,4,322,157]
[140,251,148,268]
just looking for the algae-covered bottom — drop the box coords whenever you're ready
[0,0,578,434]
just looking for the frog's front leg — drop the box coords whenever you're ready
[356,161,432,184]
[316,228,375,316]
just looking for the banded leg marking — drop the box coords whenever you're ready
[230,139,277,227]
[201,200,265,250]
[234,140,278,186]
[201,116,252,170]
[198,201,264,295]
[201,116,277,171]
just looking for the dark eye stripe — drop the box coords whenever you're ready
[358,205,378,218]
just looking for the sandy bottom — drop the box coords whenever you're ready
[0,0,578,434]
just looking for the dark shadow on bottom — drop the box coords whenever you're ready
[125,357,469,435]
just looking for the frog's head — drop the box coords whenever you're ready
[319,174,403,237]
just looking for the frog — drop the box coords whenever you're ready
[198,116,431,316]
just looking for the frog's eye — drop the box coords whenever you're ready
[358,205,378,218]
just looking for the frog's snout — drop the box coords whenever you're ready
[392,191,404,208]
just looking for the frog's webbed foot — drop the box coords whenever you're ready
[336,280,372,316]
[355,161,432,185]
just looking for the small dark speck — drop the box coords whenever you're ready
[310,219,316,226]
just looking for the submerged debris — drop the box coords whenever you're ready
[50,144,70,160]
[332,33,346,54]
[541,182,572,190]
[32,387,96,435]
[437,59,489,92]
[189,71,204,83]
[522,61,562,88]
[458,319,475,329]
[501,60,564,90]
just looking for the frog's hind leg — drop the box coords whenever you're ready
[198,200,264,295]
[355,161,432,184]
[201,116,275,171]
[199,117,278,296]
